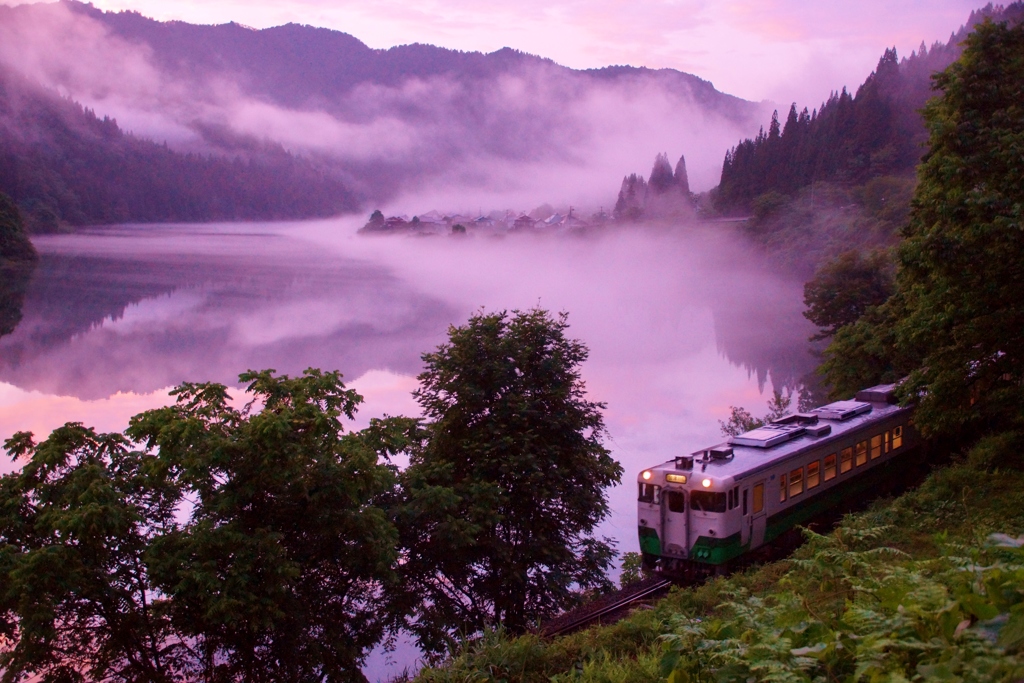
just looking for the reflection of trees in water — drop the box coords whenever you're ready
[0,262,35,338]
[710,289,820,397]
[0,250,456,399]
[11,255,180,349]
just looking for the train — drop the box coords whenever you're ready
[637,384,920,575]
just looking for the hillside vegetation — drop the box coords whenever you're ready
[711,2,1024,276]
[0,65,358,231]
[414,13,1024,683]
[414,447,1024,683]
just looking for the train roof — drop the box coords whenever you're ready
[645,385,911,484]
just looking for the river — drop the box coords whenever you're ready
[0,217,818,678]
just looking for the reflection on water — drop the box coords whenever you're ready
[0,262,34,338]
[0,220,816,674]
[1,218,817,476]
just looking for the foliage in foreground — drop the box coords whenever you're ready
[0,369,406,682]
[416,439,1024,683]
[397,309,623,657]
[0,308,622,681]
[661,530,1024,683]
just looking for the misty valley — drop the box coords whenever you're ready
[0,219,815,481]
[2,0,1024,681]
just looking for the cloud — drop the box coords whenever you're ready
[0,0,981,211]
[0,1,773,210]
[13,0,979,106]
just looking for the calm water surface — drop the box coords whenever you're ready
[0,218,817,677]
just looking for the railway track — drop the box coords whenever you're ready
[539,577,674,638]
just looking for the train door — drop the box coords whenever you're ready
[750,480,767,547]
[661,489,689,557]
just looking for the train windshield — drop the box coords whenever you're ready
[638,483,660,503]
[690,490,727,513]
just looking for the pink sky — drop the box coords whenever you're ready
[3,0,982,106]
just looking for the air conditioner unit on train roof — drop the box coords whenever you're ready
[728,422,806,448]
[855,384,898,403]
[810,400,872,421]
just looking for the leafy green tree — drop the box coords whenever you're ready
[719,390,792,437]
[0,369,406,683]
[397,309,622,656]
[824,19,1024,436]
[892,18,1024,436]
[127,369,403,682]
[0,424,185,682]
[803,249,894,341]
[819,296,909,400]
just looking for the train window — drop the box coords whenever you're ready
[666,490,686,513]
[780,474,788,502]
[870,434,883,459]
[742,489,748,515]
[807,461,821,489]
[855,441,868,466]
[753,483,764,513]
[893,425,903,449]
[789,468,804,497]
[728,488,734,509]
[638,483,660,503]
[690,491,726,513]
[884,431,891,453]
[840,447,853,473]
[824,454,837,481]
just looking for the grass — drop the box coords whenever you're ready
[414,435,1024,683]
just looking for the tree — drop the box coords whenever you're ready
[126,369,403,682]
[0,424,185,682]
[822,19,1024,437]
[673,154,690,195]
[648,153,675,195]
[0,369,406,682]
[891,18,1024,436]
[719,390,792,437]
[0,192,36,264]
[803,249,894,340]
[397,309,622,656]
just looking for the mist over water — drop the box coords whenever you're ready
[0,218,817,677]
[0,216,814,507]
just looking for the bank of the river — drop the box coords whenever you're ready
[415,436,1024,683]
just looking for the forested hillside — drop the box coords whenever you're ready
[0,1,766,227]
[0,66,357,230]
[716,2,1024,212]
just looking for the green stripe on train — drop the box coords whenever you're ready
[690,456,916,565]
[638,526,661,556]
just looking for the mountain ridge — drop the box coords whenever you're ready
[0,0,767,226]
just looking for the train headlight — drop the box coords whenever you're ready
[642,470,652,481]
[701,478,712,488]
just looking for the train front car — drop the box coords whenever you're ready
[637,384,919,577]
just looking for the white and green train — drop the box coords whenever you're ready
[637,384,920,575]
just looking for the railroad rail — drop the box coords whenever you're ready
[539,577,673,638]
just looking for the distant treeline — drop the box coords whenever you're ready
[0,66,358,231]
[715,3,1024,212]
